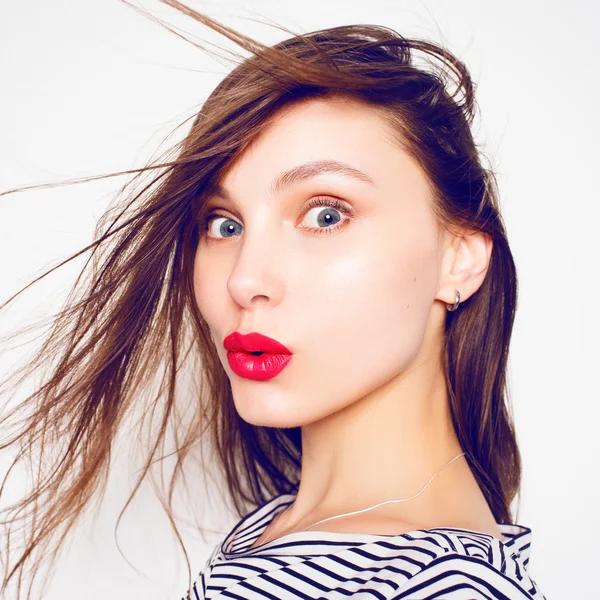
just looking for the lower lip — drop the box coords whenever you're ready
[226,351,292,381]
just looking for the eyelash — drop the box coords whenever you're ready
[199,197,352,240]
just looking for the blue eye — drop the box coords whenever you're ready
[300,198,348,234]
[199,197,352,241]
[203,216,242,239]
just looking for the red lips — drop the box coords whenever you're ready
[223,332,292,381]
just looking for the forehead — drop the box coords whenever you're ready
[216,96,431,204]
[221,97,394,173]
[263,98,392,152]
[268,95,389,134]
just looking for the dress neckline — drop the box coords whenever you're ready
[220,493,533,564]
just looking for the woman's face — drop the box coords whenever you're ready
[193,96,446,427]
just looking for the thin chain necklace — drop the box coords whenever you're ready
[260,452,465,546]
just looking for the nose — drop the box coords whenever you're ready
[226,228,286,310]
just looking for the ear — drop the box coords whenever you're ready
[435,230,493,306]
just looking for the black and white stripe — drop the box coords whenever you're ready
[183,493,546,599]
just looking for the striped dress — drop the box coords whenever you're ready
[183,493,547,599]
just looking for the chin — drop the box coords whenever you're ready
[234,394,348,431]
[237,408,303,429]
[231,392,311,429]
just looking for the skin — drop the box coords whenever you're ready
[193,95,500,546]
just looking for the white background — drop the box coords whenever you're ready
[1,0,599,598]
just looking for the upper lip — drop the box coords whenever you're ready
[223,331,292,354]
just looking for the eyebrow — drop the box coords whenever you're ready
[208,159,375,202]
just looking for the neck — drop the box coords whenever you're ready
[282,352,469,532]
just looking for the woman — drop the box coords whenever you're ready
[0,2,546,598]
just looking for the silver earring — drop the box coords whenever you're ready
[446,289,461,311]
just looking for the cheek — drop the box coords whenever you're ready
[309,246,431,358]
[284,234,438,421]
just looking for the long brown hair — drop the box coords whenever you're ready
[0,1,521,597]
